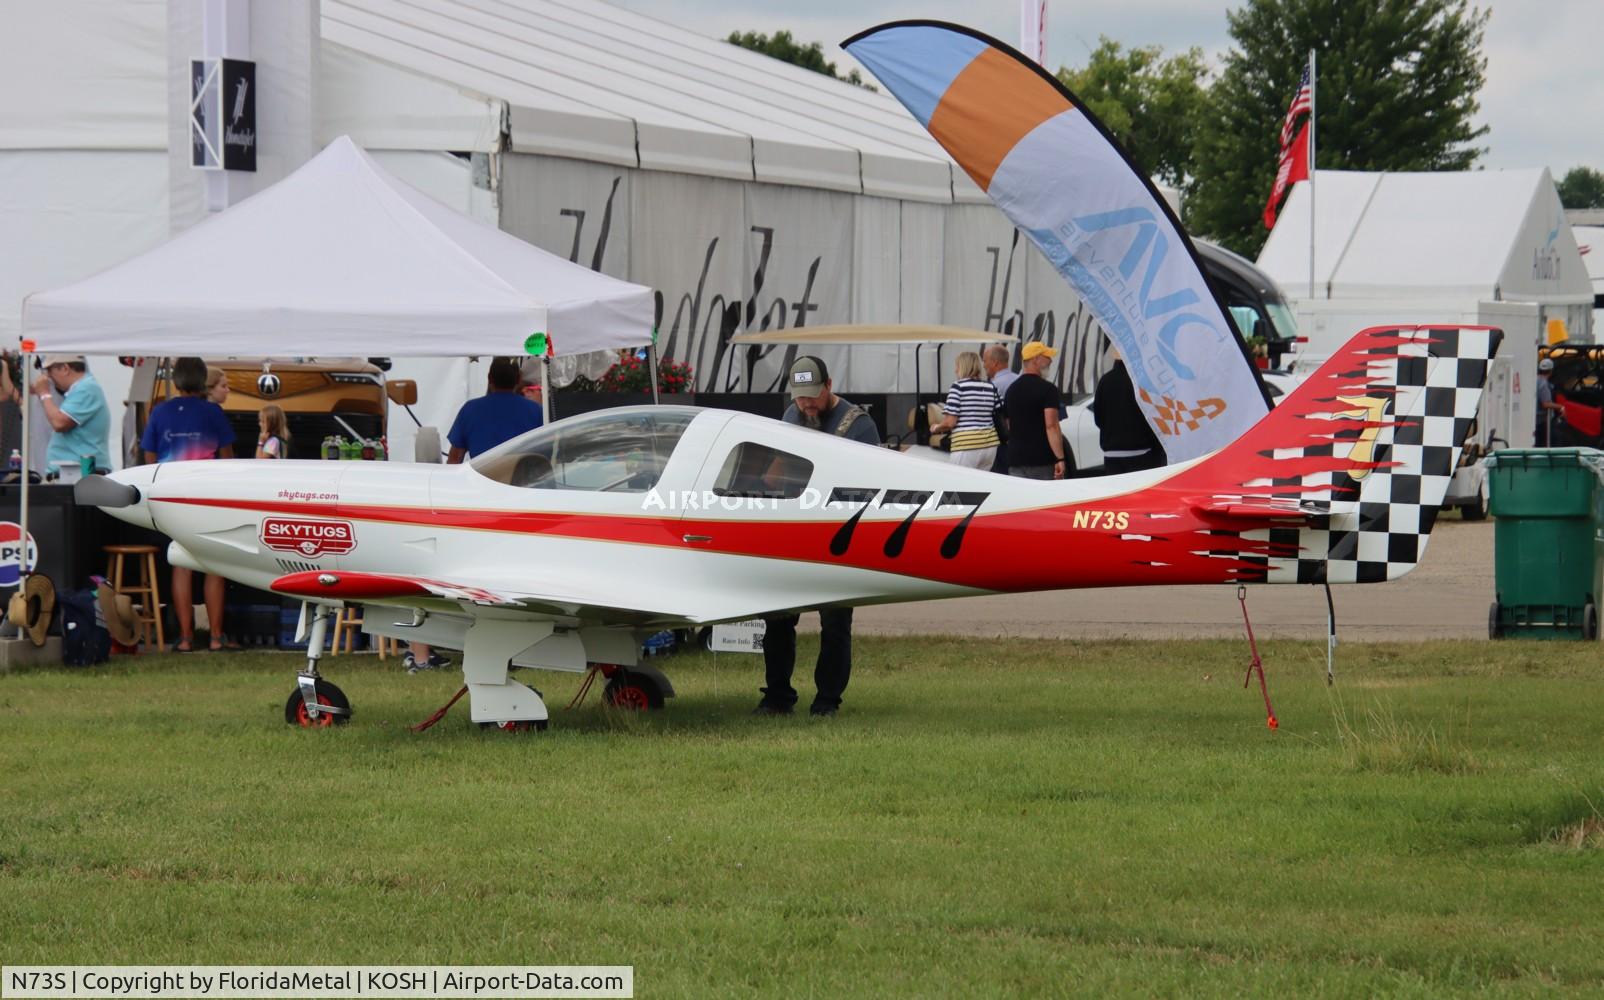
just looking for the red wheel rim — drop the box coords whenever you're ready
[497,720,534,732]
[611,685,650,711]
[295,694,336,728]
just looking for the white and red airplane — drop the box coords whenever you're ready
[79,325,1498,729]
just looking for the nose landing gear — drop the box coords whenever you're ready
[284,605,352,728]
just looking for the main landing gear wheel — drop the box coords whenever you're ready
[284,679,351,728]
[1461,482,1489,521]
[603,671,666,710]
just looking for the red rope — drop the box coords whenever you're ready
[1237,585,1279,730]
[409,685,468,733]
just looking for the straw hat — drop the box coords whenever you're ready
[97,584,140,647]
[6,574,56,646]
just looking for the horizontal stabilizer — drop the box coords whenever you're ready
[1189,497,1326,524]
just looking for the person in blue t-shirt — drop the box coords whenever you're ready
[140,357,237,653]
[407,357,543,674]
[33,355,112,475]
[445,357,543,462]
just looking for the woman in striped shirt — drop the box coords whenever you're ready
[936,351,1002,469]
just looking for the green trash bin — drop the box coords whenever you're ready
[1487,448,1604,639]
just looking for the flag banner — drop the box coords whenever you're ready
[844,20,1267,463]
[1263,121,1310,230]
[1264,67,1312,229]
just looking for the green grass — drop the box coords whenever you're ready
[2,637,1603,997]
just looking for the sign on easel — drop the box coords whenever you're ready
[709,620,766,653]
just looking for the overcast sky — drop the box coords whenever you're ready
[609,0,1602,178]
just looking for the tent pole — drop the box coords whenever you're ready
[19,348,31,582]
[540,355,553,423]
[648,339,660,405]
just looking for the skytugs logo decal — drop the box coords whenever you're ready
[260,517,356,557]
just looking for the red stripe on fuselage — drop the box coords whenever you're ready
[152,493,1266,591]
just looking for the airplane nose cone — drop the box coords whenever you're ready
[75,467,158,529]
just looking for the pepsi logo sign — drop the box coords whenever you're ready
[260,517,356,557]
[0,521,40,589]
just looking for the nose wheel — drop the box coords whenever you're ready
[285,678,351,727]
[282,604,351,727]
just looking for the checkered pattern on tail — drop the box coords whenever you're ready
[1168,325,1501,584]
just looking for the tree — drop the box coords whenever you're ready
[1188,0,1489,257]
[1557,167,1604,209]
[1057,38,1209,189]
[727,30,873,89]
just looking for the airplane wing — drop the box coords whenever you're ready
[269,570,700,625]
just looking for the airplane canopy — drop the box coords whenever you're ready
[21,136,654,358]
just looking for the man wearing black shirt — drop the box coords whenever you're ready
[755,355,879,718]
[1004,341,1066,480]
[1092,353,1166,474]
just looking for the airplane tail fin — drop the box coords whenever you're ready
[1166,325,1501,584]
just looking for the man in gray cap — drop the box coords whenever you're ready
[755,355,879,717]
[32,355,111,475]
[1536,356,1563,447]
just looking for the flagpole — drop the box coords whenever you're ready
[1308,49,1317,299]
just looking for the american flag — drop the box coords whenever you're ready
[1278,67,1312,151]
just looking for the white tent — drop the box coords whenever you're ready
[23,136,654,357]
[1259,168,1592,310]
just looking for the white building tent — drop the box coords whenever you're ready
[1258,168,1593,451]
[24,136,653,357]
[1258,168,1592,334]
[1574,225,1604,330]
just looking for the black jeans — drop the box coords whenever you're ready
[760,608,854,711]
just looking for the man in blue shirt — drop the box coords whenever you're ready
[410,357,542,673]
[33,355,112,474]
[446,357,543,463]
[140,356,236,652]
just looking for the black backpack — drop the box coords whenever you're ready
[59,588,111,667]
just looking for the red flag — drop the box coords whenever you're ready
[1264,66,1313,230]
[1263,123,1310,230]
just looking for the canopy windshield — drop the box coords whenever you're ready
[473,407,698,493]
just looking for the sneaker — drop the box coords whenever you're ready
[425,651,452,670]
[402,650,419,674]
[751,701,794,716]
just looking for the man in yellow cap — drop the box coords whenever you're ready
[1002,341,1065,479]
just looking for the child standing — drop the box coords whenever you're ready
[255,404,289,459]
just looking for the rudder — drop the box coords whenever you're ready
[1170,325,1501,584]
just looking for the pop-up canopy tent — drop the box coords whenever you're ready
[22,135,654,357]
[8,135,655,624]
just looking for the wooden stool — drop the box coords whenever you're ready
[333,605,396,659]
[104,544,164,648]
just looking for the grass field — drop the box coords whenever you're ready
[2,636,1603,997]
